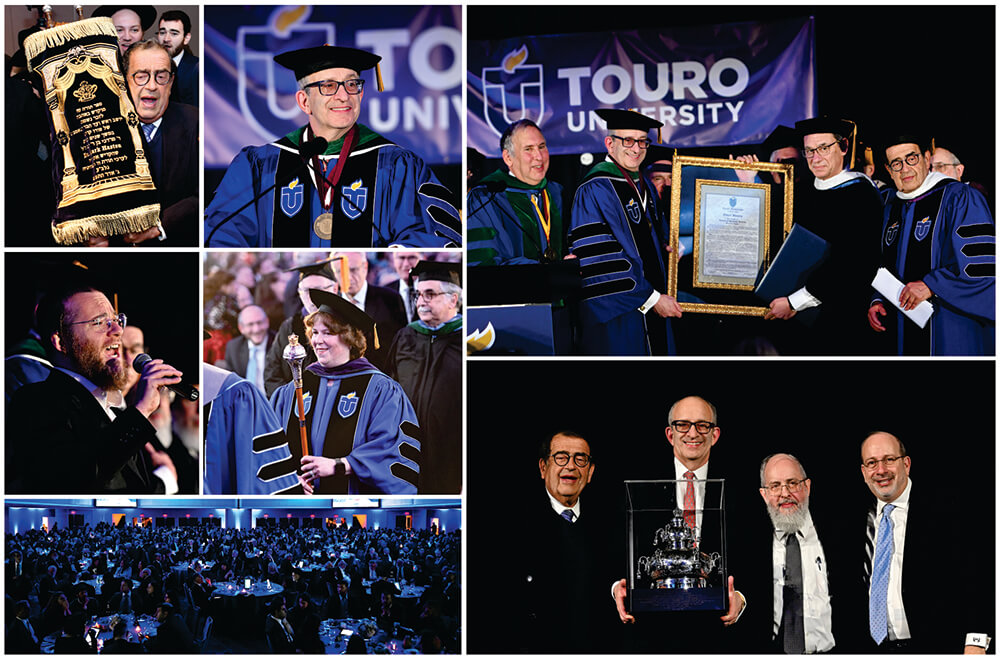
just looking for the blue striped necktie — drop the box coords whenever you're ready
[560,509,575,523]
[869,503,895,644]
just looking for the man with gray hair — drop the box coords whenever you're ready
[754,453,835,653]
[386,261,462,493]
[205,45,461,248]
[467,119,569,265]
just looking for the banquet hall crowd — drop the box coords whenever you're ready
[5,518,461,653]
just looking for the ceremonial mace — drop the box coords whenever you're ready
[283,334,310,462]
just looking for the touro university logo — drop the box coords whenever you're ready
[280,178,304,217]
[884,221,899,247]
[341,179,368,219]
[338,392,359,418]
[914,216,931,241]
[626,198,640,223]
[480,45,545,138]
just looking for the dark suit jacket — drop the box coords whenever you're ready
[147,102,198,246]
[7,617,41,653]
[265,616,296,653]
[145,612,196,654]
[324,592,356,620]
[358,284,407,372]
[383,278,416,322]
[222,333,276,379]
[501,490,620,654]
[171,51,199,106]
[733,492,855,653]
[6,369,164,494]
[265,314,312,397]
[851,485,994,654]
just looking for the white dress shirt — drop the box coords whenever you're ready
[399,280,414,321]
[351,281,369,310]
[871,479,912,642]
[545,489,581,522]
[771,511,835,653]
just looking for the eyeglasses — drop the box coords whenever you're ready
[887,153,922,172]
[549,451,591,468]
[862,455,905,470]
[930,161,960,171]
[801,142,839,159]
[670,420,716,434]
[763,478,806,494]
[609,135,652,149]
[415,290,450,301]
[64,312,127,332]
[303,79,365,96]
[131,70,173,86]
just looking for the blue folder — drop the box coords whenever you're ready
[754,223,830,326]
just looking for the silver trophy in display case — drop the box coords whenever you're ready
[626,479,727,612]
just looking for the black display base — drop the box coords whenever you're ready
[631,585,726,612]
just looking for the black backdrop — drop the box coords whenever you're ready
[466,359,996,648]
[5,251,200,377]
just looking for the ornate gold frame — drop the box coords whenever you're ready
[668,155,794,316]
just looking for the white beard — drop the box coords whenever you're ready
[768,497,810,534]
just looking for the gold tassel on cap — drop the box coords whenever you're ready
[373,325,380,351]
[375,61,384,92]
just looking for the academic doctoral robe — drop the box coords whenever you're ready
[269,358,421,494]
[793,173,884,354]
[568,160,673,355]
[386,317,462,494]
[202,363,299,495]
[205,124,462,248]
[877,174,995,355]
[467,169,565,265]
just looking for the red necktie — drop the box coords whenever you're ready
[683,471,697,530]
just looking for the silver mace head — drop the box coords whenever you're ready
[283,333,308,382]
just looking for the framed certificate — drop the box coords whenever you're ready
[668,155,794,316]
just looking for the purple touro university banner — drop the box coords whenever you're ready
[467,17,816,157]
[204,5,461,168]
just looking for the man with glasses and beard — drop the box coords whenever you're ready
[7,283,183,493]
[744,453,836,654]
[386,261,462,494]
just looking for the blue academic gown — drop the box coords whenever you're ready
[467,173,565,266]
[568,160,674,355]
[203,364,299,495]
[877,175,995,355]
[204,124,462,248]
[269,359,421,494]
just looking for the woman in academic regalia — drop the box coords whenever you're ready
[270,290,421,494]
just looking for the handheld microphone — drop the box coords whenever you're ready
[132,353,199,401]
[205,137,329,247]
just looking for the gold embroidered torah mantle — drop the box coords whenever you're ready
[25,17,159,245]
